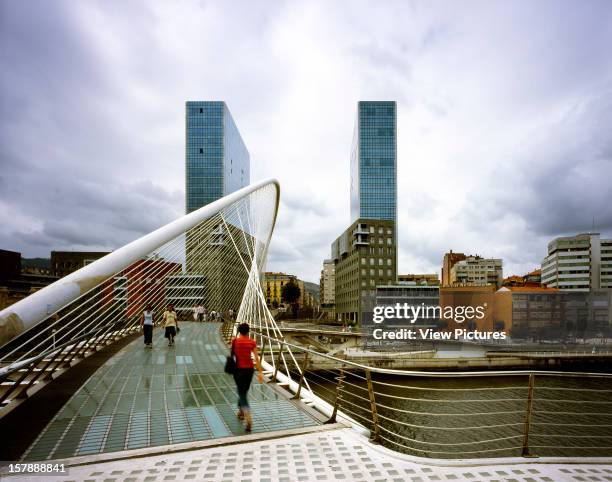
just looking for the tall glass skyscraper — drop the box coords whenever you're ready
[350,101,397,223]
[185,101,249,214]
[183,101,250,314]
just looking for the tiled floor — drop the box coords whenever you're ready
[22,323,318,460]
[6,427,611,482]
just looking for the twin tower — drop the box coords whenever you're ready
[184,101,398,324]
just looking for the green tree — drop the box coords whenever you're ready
[281,280,301,319]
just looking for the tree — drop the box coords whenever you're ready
[281,280,301,319]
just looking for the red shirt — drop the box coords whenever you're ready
[233,337,257,369]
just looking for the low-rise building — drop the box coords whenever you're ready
[51,251,110,277]
[541,232,612,291]
[0,249,59,310]
[398,273,440,286]
[450,256,503,288]
[441,251,467,287]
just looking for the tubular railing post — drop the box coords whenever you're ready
[522,373,535,457]
[291,351,309,400]
[271,342,285,383]
[365,368,380,442]
[259,339,267,365]
[326,362,345,424]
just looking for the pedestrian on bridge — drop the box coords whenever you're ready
[141,304,154,348]
[232,323,264,432]
[163,304,179,346]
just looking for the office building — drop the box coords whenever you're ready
[185,101,249,213]
[450,256,503,288]
[332,219,396,324]
[185,101,251,312]
[541,232,612,291]
[332,101,398,325]
[350,101,397,224]
[320,259,336,317]
[376,283,439,328]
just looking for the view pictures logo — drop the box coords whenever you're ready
[372,303,488,324]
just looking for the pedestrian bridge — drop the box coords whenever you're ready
[0,179,611,480]
[20,322,319,460]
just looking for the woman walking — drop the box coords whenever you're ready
[140,304,154,348]
[232,323,264,431]
[163,304,179,346]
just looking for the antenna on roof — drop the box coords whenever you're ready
[592,216,595,232]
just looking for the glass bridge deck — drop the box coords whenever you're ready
[22,323,318,460]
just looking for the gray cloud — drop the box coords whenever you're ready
[1,0,612,284]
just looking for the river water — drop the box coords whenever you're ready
[305,371,612,459]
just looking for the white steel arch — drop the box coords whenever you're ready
[0,178,279,348]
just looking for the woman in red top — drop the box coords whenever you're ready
[232,323,264,431]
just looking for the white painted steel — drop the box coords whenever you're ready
[0,179,280,348]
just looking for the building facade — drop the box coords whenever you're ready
[449,256,503,288]
[51,251,110,277]
[439,285,612,340]
[185,101,250,312]
[185,101,249,213]
[320,259,336,316]
[541,232,612,291]
[441,251,467,287]
[350,101,397,224]
[398,273,440,286]
[332,219,396,324]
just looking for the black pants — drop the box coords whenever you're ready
[233,368,254,409]
[143,325,153,344]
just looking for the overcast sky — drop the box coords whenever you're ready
[1,0,611,283]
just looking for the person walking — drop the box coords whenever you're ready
[232,323,264,432]
[163,304,179,347]
[141,304,154,348]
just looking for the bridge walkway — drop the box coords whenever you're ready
[20,322,320,461]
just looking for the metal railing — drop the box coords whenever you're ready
[252,331,612,459]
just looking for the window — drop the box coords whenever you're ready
[369,226,375,233]
[199,148,203,154]
[369,259,374,266]
[361,258,366,265]
[370,269,375,276]
[199,108,203,113]
[387,238,392,245]
[378,259,383,266]
[378,227,383,234]
[387,259,392,266]
[379,269,383,276]
[387,269,392,276]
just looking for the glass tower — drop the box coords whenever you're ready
[350,101,397,223]
[185,101,249,214]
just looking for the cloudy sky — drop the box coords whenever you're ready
[1,0,611,283]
